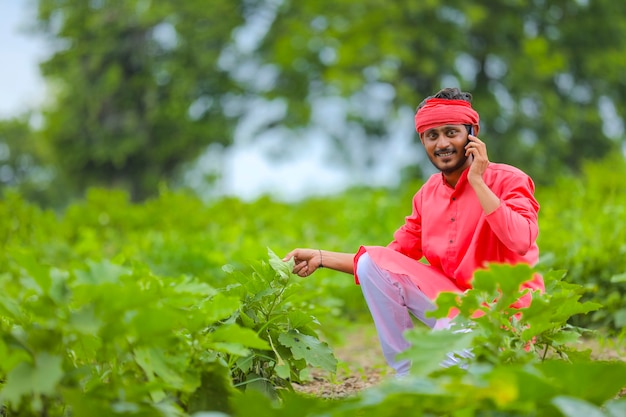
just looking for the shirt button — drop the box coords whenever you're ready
[451,217,455,222]
[449,240,453,244]
[452,197,456,201]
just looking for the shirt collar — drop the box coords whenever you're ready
[441,166,471,189]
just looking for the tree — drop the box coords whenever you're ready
[33,0,626,202]
[253,0,626,183]
[0,117,56,203]
[35,0,246,200]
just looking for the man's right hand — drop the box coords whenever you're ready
[283,248,322,277]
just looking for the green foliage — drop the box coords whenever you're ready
[221,249,337,395]
[257,0,626,184]
[0,118,56,204]
[4,0,623,205]
[422,265,601,367]
[35,0,245,200]
[537,155,626,331]
[0,254,250,415]
[0,219,336,414]
[0,118,38,187]
[2,155,626,415]
[229,265,626,417]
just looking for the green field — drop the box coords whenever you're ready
[1,156,626,416]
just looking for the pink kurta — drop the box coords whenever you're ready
[354,163,543,307]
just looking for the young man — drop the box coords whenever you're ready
[283,87,543,377]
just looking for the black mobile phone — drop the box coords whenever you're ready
[466,125,474,146]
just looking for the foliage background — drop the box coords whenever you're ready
[1,0,626,203]
[1,156,626,416]
[1,0,626,415]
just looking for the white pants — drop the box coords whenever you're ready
[356,252,453,376]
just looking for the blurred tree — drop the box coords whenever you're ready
[35,0,246,200]
[253,0,626,183]
[32,0,626,202]
[0,118,33,188]
[0,117,56,203]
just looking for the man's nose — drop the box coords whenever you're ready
[436,134,450,148]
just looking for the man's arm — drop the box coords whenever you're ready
[465,133,500,214]
[468,177,500,215]
[386,190,424,259]
[283,249,354,277]
[465,133,538,255]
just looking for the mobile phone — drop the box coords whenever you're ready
[466,125,474,146]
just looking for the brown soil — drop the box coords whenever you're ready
[293,325,626,399]
[292,324,391,398]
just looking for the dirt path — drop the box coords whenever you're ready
[293,324,391,398]
[293,325,626,399]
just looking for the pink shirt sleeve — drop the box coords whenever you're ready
[386,190,423,260]
[484,174,539,256]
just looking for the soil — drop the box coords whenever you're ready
[292,325,626,399]
[292,324,390,398]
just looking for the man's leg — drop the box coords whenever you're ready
[356,252,448,376]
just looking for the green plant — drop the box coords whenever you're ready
[228,265,626,417]
[221,249,337,397]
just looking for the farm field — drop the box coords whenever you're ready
[1,156,626,416]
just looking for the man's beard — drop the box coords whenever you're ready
[428,151,469,175]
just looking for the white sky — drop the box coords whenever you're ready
[0,2,412,201]
[0,2,48,118]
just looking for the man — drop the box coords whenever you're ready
[283,87,543,377]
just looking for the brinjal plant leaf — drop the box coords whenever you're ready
[278,330,337,372]
[268,247,294,281]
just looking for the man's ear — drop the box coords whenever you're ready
[473,124,480,136]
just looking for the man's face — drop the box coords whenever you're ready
[420,124,471,175]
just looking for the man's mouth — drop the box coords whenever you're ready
[435,150,455,158]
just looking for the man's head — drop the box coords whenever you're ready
[414,87,479,135]
[415,88,480,176]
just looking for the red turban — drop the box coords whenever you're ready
[414,98,479,134]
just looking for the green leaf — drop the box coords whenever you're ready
[552,396,606,417]
[210,324,271,351]
[610,272,626,283]
[1,352,63,404]
[134,347,189,390]
[278,330,337,372]
[210,343,251,357]
[267,247,294,281]
[605,399,626,417]
[541,361,626,405]
[188,364,235,415]
[400,327,474,376]
[548,329,582,346]
[10,250,52,294]
[275,363,291,379]
[173,279,217,297]
[0,292,21,319]
[74,259,130,285]
[68,305,102,334]
[614,308,626,329]
[246,374,277,399]
[238,310,256,328]
[207,293,241,323]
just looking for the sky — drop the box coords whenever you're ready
[0,2,48,118]
[0,2,414,202]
